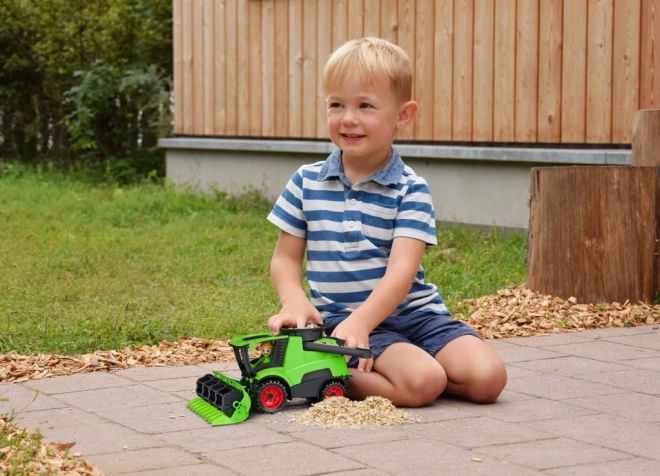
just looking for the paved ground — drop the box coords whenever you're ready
[2,325,660,475]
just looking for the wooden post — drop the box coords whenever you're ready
[632,110,660,166]
[527,167,658,304]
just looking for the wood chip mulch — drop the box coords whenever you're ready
[0,415,104,475]
[1,285,658,384]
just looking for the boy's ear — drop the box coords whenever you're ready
[396,101,419,130]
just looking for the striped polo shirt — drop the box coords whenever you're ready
[267,147,449,318]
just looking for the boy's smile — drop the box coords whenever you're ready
[325,72,417,180]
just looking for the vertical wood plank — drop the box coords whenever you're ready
[473,0,494,142]
[434,0,453,140]
[248,1,262,136]
[213,0,226,135]
[453,0,473,141]
[347,0,364,40]
[192,0,204,134]
[274,0,289,136]
[586,0,613,143]
[414,0,434,140]
[398,0,416,140]
[380,0,399,43]
[289,0,303,136]
[261,0,275,137]
[317,0,332,139]
[561,0,587,143]
[203,0,215,136]
[332,0,348,50]
[236,0,250,135]
[537,0,563,143]
[515,0,539,142]
[641,0,660,108]
[224,0,237,135]
[364,0,381,37]
[173,0,184,134]
[181,0,194,134]
[494,0,516,142]
[302,1,317,138]
[612,0,641,143]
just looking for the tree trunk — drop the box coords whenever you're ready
[527,166,659,304]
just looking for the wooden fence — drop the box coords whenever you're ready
[173,0,660,145]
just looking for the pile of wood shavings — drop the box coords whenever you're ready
[0,415,104,475]
[461,285,659,339]
[0,338,235,383]
[289,396,419,428]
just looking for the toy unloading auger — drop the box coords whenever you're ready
[187,326,372,425]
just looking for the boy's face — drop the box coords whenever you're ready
[325,72,414,168]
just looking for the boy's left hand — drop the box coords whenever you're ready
[331,317,373,373]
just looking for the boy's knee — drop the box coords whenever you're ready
[470,361,507,404]
[399,369,446,407]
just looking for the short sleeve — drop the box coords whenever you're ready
[267,168,307,238]
[393,177,437,246]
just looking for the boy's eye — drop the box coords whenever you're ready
[328,102,342,108]
[359,102,373,109]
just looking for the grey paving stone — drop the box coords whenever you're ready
[505,373,628,400]
[462,397,597,423]
[335,438,542,475]
[581,327,655,338]
[12,405,106,431]
[54,383,182,412]
[506,365,542,379]
[525,414,660,460]
[602,329,660,350]
[577,368,660,395]
[493,346,568,364]
[508,333,594,347]
[626,357,660,372]
[478,437,630,470]
[510,356,636,379]
[565,392,660,422]
[407,400,479,423]
[141,375,200,393]
[121,463,238,476]
[546,457,660,476]
[0,382,69,413]
[156,421,294,453]
[87,446,202,474]
[98,400,210,434]
[23,372,133,394]
[414,416,552,449]
[115,364,209,382]
[36,421,164,456]
[543,341,660,362]
[485,339,524,351]
[285,424,416,449]
[204,441,363,476]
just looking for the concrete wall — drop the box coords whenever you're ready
[160,138,631,230]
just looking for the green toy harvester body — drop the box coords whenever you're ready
[187,326,372,425]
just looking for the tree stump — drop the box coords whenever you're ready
[527,166,659,304]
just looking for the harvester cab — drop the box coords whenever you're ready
[187,326,372,425]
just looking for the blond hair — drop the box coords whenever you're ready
[322,37,413,101]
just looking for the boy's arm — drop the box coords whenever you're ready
[267,230,323,334]
[331,236,427,371]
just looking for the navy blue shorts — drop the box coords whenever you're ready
[323,311,481,368]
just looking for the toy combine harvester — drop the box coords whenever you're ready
[188,326,371,425]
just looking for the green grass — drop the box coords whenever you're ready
[0,166,527,355]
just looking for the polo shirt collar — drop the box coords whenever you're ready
[317,147,404,186]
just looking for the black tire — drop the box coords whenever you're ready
[253,379,288,413]
[319,380,346,400]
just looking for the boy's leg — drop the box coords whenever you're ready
[347,342,447,407]
[434,335,507,403]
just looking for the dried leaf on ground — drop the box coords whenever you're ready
[289,396,419,427]
[0,415,104,475]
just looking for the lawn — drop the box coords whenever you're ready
[0,167,527,356]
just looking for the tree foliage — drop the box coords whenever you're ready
[0,0,172,179]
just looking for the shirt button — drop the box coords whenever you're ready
[349,221,355,228]
[350,198,357,205]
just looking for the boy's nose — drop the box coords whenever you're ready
[342,109,359,126]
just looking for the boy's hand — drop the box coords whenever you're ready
[268,300,322,335]
[331,318,373,373]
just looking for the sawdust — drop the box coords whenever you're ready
[0,415,104,475]
[289,396,419,428]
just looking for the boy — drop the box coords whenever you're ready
[267,37,506,407]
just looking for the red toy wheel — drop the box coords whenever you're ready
[254,380,287,413]
[320,380,346,399]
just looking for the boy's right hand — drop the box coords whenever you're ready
[268,301,322,335]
